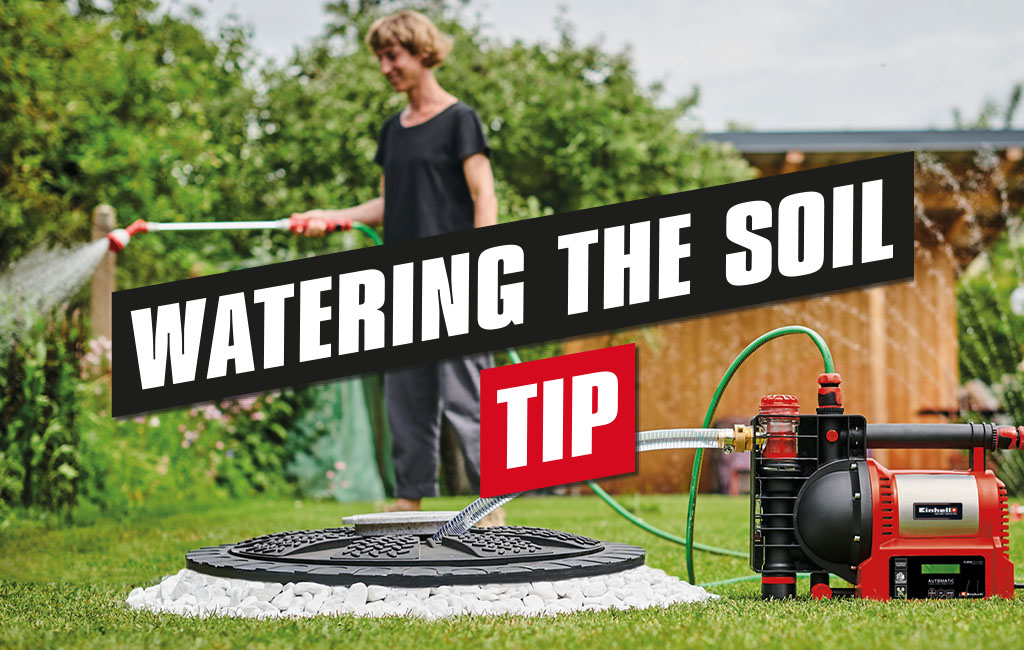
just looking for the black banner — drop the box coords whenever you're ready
[112,153,913,415]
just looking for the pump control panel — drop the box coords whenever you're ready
[889,556,985,599]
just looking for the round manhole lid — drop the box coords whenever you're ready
[186,523,645,587]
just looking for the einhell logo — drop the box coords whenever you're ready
[913,503,963,520]
[479,345,636,497]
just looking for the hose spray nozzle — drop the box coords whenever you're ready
[106,219,149,253]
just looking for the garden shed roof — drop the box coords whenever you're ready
[703,129,1024,266]
[704,129,1024,155]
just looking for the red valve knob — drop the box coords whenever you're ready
[811,583,833,600]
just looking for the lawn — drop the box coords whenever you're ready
[2,494,1023,649]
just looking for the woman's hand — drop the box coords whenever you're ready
[288,210,348,237]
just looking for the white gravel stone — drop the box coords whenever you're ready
[345,582,369,607]
[426,596,449,616]
[270,590,295,610]
[126,587,145,607]
[239,595,259,608]
[566,588,584,607]
[366,585,389,602]
[530,581,559,602]
[504,586,528,599]
[307,591,329,614]
[294,582,328,597]
[522,594,544,609]
[598,593,619,608]
[407,587,430,600]
[582,582,608,598]
[127,565,716,619]
[193,586,211,605]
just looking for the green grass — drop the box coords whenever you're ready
[2,494,1023,649]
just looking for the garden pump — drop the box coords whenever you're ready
[106,216,362,253]
[751,373,1018,600]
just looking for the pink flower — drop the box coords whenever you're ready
[215,441,225,450]
[236,395,258,411]
[179,424,187,434]
[182,440,191,448]
[326,470,335,479]
[334,461,346,471]
[340,480,350,488]
[133,415,146,424]
[251,411,266,421]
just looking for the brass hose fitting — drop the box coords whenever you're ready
[718,424,755,453]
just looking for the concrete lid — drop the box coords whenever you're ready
[342,511,462,536]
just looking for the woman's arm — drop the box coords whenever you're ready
[463,153,497,228]
[293,177,385,235]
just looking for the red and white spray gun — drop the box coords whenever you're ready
[106,215,366,252]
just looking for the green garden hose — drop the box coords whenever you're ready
[352,222,383,246]
[506,329,835,584]
[587,480,747,558]
[699,573,813,588]
[504,347,743,557]
[683,325,835,584]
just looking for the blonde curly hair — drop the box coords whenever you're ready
[366,10,453,68]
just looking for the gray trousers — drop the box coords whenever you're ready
[385,353,493,499]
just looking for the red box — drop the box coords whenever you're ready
[479,344,636,497]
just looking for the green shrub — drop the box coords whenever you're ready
[0,307,321,519]
[958,230,1024,493]
[0,306,83,517]
[76,362,318,512]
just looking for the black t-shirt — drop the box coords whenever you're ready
[374,101,490,245]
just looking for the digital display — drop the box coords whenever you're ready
[921,563,960,575]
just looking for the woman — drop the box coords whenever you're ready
[293,10,497,513]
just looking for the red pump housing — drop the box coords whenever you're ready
[856,453,1013,599]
